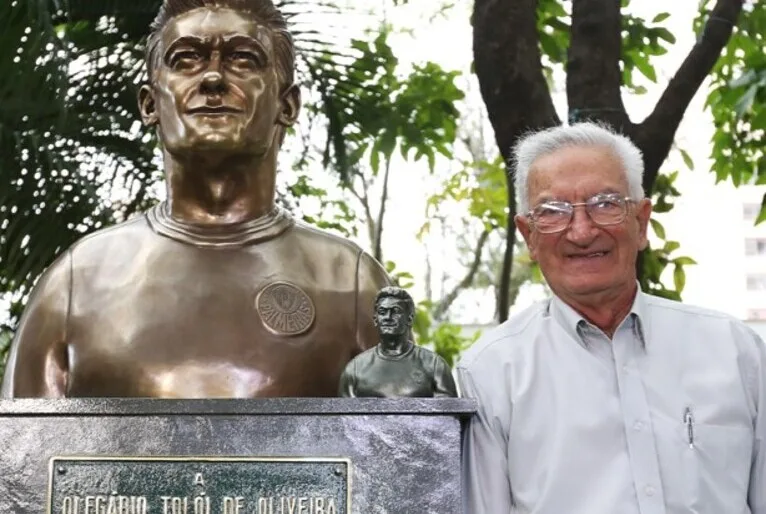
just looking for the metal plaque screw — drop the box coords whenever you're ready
[334,467,344,477]
[57,467,66,475]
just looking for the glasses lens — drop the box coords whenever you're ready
[532,203,572,233]
[587,196,627,225]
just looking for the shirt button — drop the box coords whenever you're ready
[633,421,644,431]
[644,485,655,497]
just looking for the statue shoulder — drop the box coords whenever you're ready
[289,221,364,255]
[68,215,155,263]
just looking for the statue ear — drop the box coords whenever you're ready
[277,84,301,127]
[138,84,159,127]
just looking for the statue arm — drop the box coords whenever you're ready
[354,251,391,351]
[432,354,459,398]
[338,359,356,398]
[1,250,72,398]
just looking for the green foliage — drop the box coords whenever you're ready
[640,170,696,301]
[315,29,464,181]
[423,155,507,235]
[621,8,676,92]
[704,1,766,203]
[412,300,479,368]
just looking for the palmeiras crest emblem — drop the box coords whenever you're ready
[256,282,315,336]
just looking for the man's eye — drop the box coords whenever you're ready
[535,204,570,218]
[590,196,623,210]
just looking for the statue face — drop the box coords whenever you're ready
[374,297,411,337]
[141,7,297,157]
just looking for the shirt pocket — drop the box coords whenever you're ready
[652,416,752,512]
[686,423,752,511]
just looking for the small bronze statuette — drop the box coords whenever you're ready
[339,287,458,398]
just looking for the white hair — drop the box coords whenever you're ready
[512,122,645,213]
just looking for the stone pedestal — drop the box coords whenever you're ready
[0,398,475,513]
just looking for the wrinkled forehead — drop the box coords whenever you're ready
[527,145,629,202]
[160,7,274,53]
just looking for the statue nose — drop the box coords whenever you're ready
[201,70,224,93]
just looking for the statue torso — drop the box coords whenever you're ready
[347,345,440,398]
[55,206,387,398]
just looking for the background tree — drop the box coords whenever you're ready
[472,0,762,321]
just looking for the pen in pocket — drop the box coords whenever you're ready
[684,407,695,448]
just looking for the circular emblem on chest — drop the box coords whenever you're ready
[256,282,315,336]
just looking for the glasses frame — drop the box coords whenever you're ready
[526,193,636,234]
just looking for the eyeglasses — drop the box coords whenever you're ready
[526,193,634,234]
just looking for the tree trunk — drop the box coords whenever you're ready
[472,0,560,322]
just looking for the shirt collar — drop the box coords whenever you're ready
[547,284,648,350]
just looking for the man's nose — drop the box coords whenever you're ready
[565,205,598,244]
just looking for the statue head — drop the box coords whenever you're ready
[373,287,415,340]
[138,0,301,159]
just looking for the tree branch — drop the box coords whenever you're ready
[637,0,744,192]
[433,229,491,321]
[566,0,630,128]
[347,174,375,248]
[373,158,392,263]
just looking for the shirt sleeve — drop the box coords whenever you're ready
[457,365,513,513]
[749,328,766,513]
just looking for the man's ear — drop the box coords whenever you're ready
[277,84,301,127]
[516,213,538,262]
[635,198,653,251]
[138,84,159,127]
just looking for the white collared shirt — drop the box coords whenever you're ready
[457,291,766,514]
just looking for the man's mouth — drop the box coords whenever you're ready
[568,251,609,259]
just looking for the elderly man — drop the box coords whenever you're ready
[458,122,765,513]
[2,0,389,398]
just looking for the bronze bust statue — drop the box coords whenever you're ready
[338,287,458,398]
[1,0,390,398]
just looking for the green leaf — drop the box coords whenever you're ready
[672,256,697,266]
[734,84,758,118]
[756,194,766,226]
[633,53,657,82]
[679,149,695,170]
[654,27,676,44]
[652,12,671,23]
[370,147,380,174]
[650,218,666,239]
[673,264,686,292]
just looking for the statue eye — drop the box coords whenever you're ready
[228,51,260,68]
[169,50,203,69]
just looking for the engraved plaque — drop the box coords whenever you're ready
[47,457,350,514]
